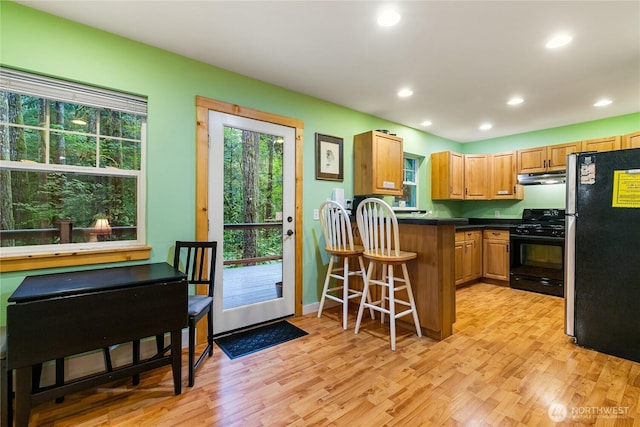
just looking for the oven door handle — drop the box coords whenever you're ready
[509,234,565,243]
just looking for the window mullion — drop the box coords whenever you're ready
[44,100,50,165]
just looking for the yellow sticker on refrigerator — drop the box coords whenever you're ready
[612,169,640,208]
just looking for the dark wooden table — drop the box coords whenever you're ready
[7,262,188,427]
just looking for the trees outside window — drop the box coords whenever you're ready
[0,68,146,253]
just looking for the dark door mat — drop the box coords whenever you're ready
[215,320,308,359]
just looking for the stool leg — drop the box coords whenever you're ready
[342,256,349,330]
[403,263,422,337]
[355,261,375,335]
[380,265,388,324]
[358,256,375,320]
[317,255,336,318]
[388,265,396,351]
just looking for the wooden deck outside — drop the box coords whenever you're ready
[222,262,282,309]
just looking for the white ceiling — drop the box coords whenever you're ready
[14,0,640,142]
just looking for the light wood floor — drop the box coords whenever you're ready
[27,283,640,426]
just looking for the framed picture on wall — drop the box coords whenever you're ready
[315,133,343,181]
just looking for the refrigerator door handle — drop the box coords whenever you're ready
[564,153,577,337]
[565,214,576,337]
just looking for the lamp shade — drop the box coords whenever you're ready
[94,218,112,235]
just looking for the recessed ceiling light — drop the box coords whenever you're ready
[593,99,612,107]
[397,88,413,98]
[479,123,493,131]
[377,10,401,27]
[546,33,573,49]
[507,97,524,105]
[421,120,433,127]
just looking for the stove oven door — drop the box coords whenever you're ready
[509,234,565,297]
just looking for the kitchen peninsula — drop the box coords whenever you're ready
[393,216,468,340]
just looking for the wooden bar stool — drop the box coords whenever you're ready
[317,200,373,329]
[354,198,422,350]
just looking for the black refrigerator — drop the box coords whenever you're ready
[565,149,640,363]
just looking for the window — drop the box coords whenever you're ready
[0,68,147,257]
[394,155,418,209]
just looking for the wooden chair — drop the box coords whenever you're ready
[354,198,422,350]
[173,241,217,387]
[1,326,10,427]
[317,201,373,329]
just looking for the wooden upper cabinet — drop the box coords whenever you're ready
[622,131,640,149]
[431,151,464,200]
[517,146,547,174]
[354,130,403,196]
[464,154,489,200]
[517,141,581,174]
[581,136,621,152]
[490,151,523,200]
[547,142,582,171]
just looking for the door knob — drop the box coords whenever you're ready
[286,229,294,236]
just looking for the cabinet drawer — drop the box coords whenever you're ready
[483,229,509,240]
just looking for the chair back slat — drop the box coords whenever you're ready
[355,198,400,257]
[319,201,355,252]
[173,241,218,298]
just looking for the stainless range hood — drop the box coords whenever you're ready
[517,170,566,185]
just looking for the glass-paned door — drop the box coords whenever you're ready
[209,112,295,334]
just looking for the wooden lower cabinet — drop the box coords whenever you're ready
[454,230,482,286]
[482,229,510,281]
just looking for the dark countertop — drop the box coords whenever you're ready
[457,218,521,230]
[395,215,470,226]
[354,213,521,229]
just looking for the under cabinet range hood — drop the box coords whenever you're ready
[517,171,566,185]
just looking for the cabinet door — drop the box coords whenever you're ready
[582,136,621,152]
[431,151,464,200]
[354,131,403,196]
[482,229,510,281]
[373,133,403,194]
[490,151,522,199]
[464,154,489,199]
[454,240,465,286]
[469,231,483,279]
[517,147,547,174]
[450,152,465,199]
[462,240,474,282]
[547,142,581,171]
[622,131,640,149]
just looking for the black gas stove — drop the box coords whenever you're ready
[513,208,565,238]
[510,208,566,297]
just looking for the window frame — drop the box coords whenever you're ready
[394,154,419,211]
[0,68,150,272]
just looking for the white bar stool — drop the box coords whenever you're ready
[317,200,373,329]
[354,198,422,350]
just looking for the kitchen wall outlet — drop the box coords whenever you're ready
[313,209,319,220]
[494,210,501,218]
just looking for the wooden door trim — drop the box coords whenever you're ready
[195,96,304,323]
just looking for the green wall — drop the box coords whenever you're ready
[1,2,638,322]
